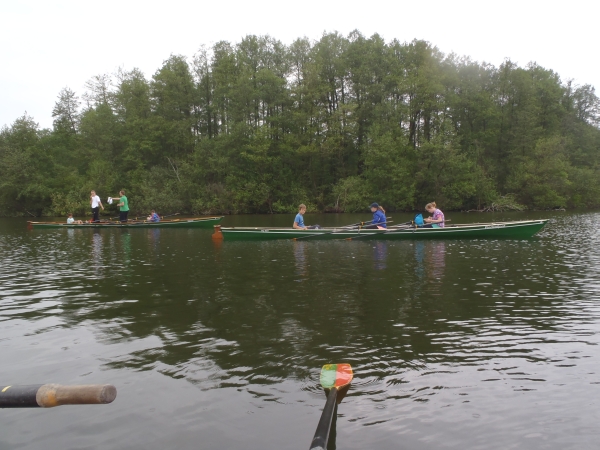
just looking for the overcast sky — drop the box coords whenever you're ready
[2,0,598,129]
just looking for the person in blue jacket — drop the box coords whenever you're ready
[365,203,387,229]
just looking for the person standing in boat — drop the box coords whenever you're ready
[293,204,320,230]
[90,190,104,222]
[364,203,387,229]
[111,190,130,223]
[423,202,445,228]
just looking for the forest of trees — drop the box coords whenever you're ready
[2,31,600,217]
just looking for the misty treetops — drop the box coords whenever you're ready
[1,31,599,217]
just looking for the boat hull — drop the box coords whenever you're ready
[217,220,548,241]
[28,217,224,229]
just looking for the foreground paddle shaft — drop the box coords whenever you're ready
[310,387,339,450]
[309,364,353,450]
[0,384,117,408]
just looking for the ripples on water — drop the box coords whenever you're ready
[1,213,599,449]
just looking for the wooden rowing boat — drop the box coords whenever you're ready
[28,216,224,229]
[212,220,548,241]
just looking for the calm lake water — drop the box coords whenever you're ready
[1,211,599,449]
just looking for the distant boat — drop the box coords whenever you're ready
[28,216,224,229]
[213,219,548,241]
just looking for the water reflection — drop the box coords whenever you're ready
[2,213,600,450]
[414,240,446,285]
[293,241,308,279]
[147,228,161,255]
[91,230,103,275]
[372,241,388,270]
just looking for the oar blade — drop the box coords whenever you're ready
[320,363,353,390]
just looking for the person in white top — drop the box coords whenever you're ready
[90,190,104,222]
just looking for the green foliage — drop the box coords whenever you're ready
[332,176,372,212]
[484,194,526,212]
[48,191,88,216]
[2,33,600,217]
[132,166,186,214]
[362,131,416,210]
[506,137,571,209]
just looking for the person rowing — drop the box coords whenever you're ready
[147,210,160,222]
[423,202,445,228]
[364,203,387,229]
[293,204,320,230]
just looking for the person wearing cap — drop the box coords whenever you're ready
[365,203,387,229]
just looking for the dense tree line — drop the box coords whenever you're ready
[2,31,600,217]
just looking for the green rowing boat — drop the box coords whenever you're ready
[28,216,223,229]
[212,220,548,241]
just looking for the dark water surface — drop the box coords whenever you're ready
[1,212,599,449]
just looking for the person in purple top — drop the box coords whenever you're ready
[424,202,445,228]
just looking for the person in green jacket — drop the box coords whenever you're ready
[111,190,130,222]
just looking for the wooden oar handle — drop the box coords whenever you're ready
[0,384,117,408]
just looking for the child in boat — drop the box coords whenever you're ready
[293,204,320,230]
[365,203,387,229]
[67,213,83,224]
[424,202,445,228]
[147,210,160,222]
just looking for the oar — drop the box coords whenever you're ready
[139,213,180,220]
[108,215,135,221]
[292,219,393,241]
[309,363,353,450]
[0,384,116,408]
[346,219,452,240]
[291,223,365,241]
[388,221,413,228]
[345,221,412,240]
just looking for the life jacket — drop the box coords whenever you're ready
[413,213,424,227]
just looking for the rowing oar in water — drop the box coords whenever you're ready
[0,384,116,408]
[309,363,353,450]
[292,218,393,241]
